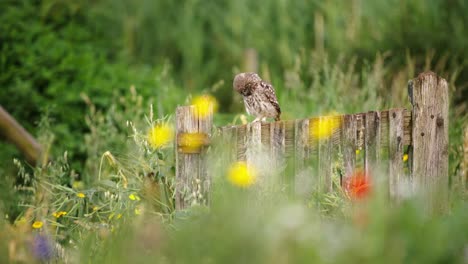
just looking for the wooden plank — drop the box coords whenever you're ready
[342,114,357,179]
[270,121,286,170]
[245,122,262,174]
[318,116,333,192]
[175,106,199,209]
[221,126,237,164]
[284,120,295,158]
[236,124,247,161]
[294,119,309,173]
[389,109,405,200]
[294,119,310,194]
[410,71,449,211]
[261,122,271,147]
[198,106,213,204]
[355,113,365,152]
[364,111,382,177]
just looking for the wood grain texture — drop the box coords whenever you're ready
[342,114,357,178]
[318,119,333,192]
[270,121,286,171]
[389,108,405,200]
[364,111,381,176]
[198,106,213,204]
[294,119,310,176]
[175,106,212,210]
[410,71,449,210]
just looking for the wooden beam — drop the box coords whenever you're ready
[409,71,449,211]
[0,105,42,165]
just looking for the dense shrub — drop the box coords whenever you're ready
[0,1,180,170]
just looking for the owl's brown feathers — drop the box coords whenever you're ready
[233,72,281,122]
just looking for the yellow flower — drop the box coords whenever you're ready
[148,124,174,149]
[178,132,209,153]
[134,208,141,215]
[309,115,342,140]
[15,217,27,226]
[192,95,218,118]
[356,149,361,155]
[72,181,84,190]
[227,161,257,188]
[128,193,140,201]
[403,154,409,162]
[32,221,43,229]
[77,192,86,198]
[117,213,122,219]
[52,211,67,218]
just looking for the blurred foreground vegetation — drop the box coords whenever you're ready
[0,0,467,263]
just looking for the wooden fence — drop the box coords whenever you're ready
[174,71,449,210]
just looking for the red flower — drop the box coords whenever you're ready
[343,170,371,200]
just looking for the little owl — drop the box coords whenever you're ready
[233,72,281,122]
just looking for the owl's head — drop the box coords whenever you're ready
[233,72,261,94]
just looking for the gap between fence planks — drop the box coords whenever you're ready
[175,72,449,210]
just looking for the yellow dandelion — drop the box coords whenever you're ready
[178,132,209,153]
[128,193,140,201]
[117,213,122,219]
[77,192,86,198]
[32,221,43,229]
[52,211,67,218]
[227,161,257,188]
[403,154,409,162]
[148,124,174,149]
[356,149,361,155]
[192,95,218,118]
[309,115,342,140]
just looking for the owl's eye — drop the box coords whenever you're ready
[242,88,252,96]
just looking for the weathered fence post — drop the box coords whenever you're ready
[175,105,212,210]
[409,71,449,210]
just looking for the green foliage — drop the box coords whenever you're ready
[89,0,468,90]
[0,1,182,171]
[0,1,467,262]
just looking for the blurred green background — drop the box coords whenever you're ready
[1,0,467,173]
[0,1,467,263]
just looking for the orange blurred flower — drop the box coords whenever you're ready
[343,170,371,200]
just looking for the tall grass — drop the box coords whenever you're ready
[1,54,466,262]
[1,1,467,262]
[88,0,468,94]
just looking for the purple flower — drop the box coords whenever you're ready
[32,234,54,261]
